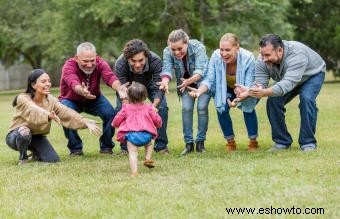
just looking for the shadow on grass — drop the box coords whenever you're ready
[324,80,340,84]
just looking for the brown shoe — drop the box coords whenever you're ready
[226,139,236,152]
[248,139,259,152]
[69,150,84,157]
[99,148,113,154]
[143,159,155,168]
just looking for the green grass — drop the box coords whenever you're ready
[0,78,339,218]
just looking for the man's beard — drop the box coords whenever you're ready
[79,65,94,75]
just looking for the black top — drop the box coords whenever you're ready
[182,56,197,89]
[115,52,164,100]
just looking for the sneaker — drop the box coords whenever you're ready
[69,150,84,156]
[267,145,290,152]
[156,148,170,155]
[99,148,113,154]
[28,153,40,162]
[115,150,128,156]
[18,159,28,165]
[302,146,316,152]
[143,159,155,168]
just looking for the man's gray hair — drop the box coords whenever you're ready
[76,42,96,55]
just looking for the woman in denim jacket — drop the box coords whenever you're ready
[159,29,210,155]
[189,33,259,152]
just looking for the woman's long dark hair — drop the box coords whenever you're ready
[12,69,45,107]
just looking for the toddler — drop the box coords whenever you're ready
[112,82,162,177]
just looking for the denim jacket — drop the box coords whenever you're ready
[161,39,208,91]
[201,48,257,113]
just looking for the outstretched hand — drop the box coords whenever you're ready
[152,105,159,113]
[85,120,102,136]
[157,80,169,94]
[249,83,266,98]
[234,84,249,99]
[117,82,129,99]
[177,78,189,93]
[81,82,96,99]
[227,98,240,108]
[49,111,61,125]
[187,86,201,98]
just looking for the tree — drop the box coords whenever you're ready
[0,0,56,69]
[0,0,294,83]
[288,0,340,78]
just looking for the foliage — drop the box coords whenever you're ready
[0,0,293,80]
[288,0,340,78]
[0,0,56,68]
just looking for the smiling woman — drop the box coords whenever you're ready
[160,29,211,155]
[5,69,102,165]
[188,33,259,152]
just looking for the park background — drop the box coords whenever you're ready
[0,0,339,218]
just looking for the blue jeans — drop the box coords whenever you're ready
[217,87,258,140]
[267,72,325,150]
[61,95,115,153]
[116,91,168,151]
[181,90,210,143]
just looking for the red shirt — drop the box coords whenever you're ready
[59,56,117,102]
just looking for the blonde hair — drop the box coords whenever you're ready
[220,33,240,47]
[167,29,189,45]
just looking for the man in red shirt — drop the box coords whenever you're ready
[59,42,127,156]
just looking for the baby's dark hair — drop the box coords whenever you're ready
[127,82,148,104]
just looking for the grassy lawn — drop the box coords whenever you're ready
[0,78,339,218]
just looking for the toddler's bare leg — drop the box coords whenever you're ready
[144,141,153,160]
[127,141,138,175]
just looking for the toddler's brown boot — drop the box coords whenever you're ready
[143,159,155,168]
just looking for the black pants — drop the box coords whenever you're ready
[6,128,60,162]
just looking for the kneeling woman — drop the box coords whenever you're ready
[6,69,102,164]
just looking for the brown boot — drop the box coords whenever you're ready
[248,139,259,152]
[226,139,236,152]
[143,159,155,168]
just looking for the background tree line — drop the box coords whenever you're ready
[0,0,339,83]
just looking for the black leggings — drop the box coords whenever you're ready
[6,127,60,162]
